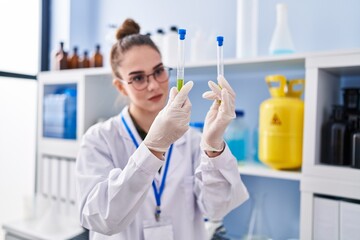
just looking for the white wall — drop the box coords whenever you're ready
[0,78,37,239]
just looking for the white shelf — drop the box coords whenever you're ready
[3,218,84,240]
[38,138,79,158]
[238,162,301,181]
[302,176,360,200]
[303,164,360,185]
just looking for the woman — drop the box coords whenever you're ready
[76,18,248,240]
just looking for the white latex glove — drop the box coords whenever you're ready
[201,75,236,152]
[144,81,194,153]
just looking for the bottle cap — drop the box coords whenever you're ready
[170,26,178,32]
[157,29,165,34]
[235,110,244,117]
[178,29,186,40]
[217,36,224,47]
[277,3,287,11]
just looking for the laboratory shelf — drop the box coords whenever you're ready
[3,218,84,240]
[182,53,306,78]
[238,162,301,181]
[38,138,79,158]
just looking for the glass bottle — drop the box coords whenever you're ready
[151,28,165,54]
[163,26,178,66]
[68,46,79,69]
[351,116,360,169]
[236,0,258,58]
[320,105,350,166]
[91,44,103,67]
[243,192,271,240]
[81,50,90,68]
[224,110,249,163]
[269,3,295,55]
[55,41,68,70]
[252,124,260,163]
[343,88,360,114]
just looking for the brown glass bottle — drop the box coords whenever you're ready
[68,46,80,69]
[81,50,90,68]
[91,44,103,67]
[55,42,68,70]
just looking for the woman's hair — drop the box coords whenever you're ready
[110,18,160,79]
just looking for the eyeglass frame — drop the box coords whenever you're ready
[119,66,173,91]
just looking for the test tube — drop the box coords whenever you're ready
[217,36,224,78]
[177,29,186,91]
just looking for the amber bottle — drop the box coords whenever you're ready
[81,50,90,68]
[68,46,80,69]
[91,44,103,67]
[55,42,68,70]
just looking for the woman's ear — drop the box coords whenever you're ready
[113,78,128,96]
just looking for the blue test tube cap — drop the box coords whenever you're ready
[178,29,186,40]
[235,110,244,117]
[217,36,224,46]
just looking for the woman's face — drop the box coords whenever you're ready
[116,45,169,115]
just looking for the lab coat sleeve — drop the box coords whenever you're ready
[76,128,164,235]
[194,142,249,220]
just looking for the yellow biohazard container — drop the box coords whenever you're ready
[259,75,304,170]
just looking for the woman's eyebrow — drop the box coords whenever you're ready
[128,70,144,75]
[128,63,163,75]
[152,63,163,70]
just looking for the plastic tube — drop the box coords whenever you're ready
[177,29,186,91]
[217,36,224,78]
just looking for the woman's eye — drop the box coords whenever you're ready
[154,68,164,77]
[131,75,145,82]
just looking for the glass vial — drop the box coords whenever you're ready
[269,3,295,55]
[55,41,68,70]
[81,50,90,68]
[224,110,249,162]
[91,44,103,67]
[68,46,79,69]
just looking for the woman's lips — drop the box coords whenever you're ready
[148,94,162,102]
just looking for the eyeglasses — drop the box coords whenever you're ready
[120,66,173,91]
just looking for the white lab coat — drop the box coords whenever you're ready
[76,106,249,240]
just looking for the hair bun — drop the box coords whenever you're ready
[116,18,141,40]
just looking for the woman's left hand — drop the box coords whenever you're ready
[200,75,236,152]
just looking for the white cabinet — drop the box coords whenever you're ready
[313,197,340,240]
[36,68,124,201]
[340,201,360,240]
[2,68,125,240]
[301,50,360,239]
[310,197,360,240]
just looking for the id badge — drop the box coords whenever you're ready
[143,217,174,240]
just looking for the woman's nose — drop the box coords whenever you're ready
[147,75,160,90]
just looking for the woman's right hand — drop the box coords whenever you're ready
[143,81,194,153]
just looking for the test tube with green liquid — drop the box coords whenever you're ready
[177,29,186,91]
[217,36,224,103]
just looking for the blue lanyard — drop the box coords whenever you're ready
[121,114,173,221]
